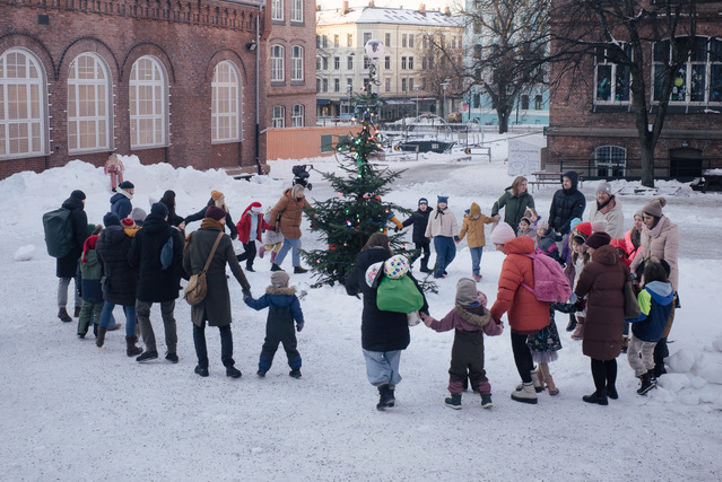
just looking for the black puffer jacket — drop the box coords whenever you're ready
[401,208,431,244]
[548,171,586,235]
[56,195,88,278]
[345,247,428,352]
[128,213,184,302]
[184,198,237,239]
[96,225,137,306]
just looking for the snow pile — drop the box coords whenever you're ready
[13,245,35,261]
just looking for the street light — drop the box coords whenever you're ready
[346,84,353,120]
[414,85,420,118]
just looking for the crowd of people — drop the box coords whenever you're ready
[47,164,679,411]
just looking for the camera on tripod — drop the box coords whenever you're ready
[292,164,313,191]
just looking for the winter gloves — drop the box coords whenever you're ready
[242,290,252,302]
[296,322,304,332]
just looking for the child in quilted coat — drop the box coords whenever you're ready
[458,202,496,282]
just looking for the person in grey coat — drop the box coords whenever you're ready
[183,205,251,378]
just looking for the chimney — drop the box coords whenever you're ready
[369,0,375,6]
[342,1,349,14]
[419,3,425,15]
[444,6,450,16]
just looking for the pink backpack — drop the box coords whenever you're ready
[520,253,571,303]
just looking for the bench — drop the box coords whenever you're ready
[225,168,255,181]
[529,171,584,192]
[463,146,492,162]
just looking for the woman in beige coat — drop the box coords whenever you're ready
[629,197,679,377]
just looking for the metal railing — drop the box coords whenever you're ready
[547,157,722,180]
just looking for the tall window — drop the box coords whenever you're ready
[595,145,627,177]
[322,78,328,92]
[129,56,166,149]
[401,78,407,92]
[535,94,543,110]
[402,34,407,48]
[334,57,340,70]
[385,78,391,92]
[211,61,241,143]
[654,36,722,104]
[272,105,285,128]
[408,57,414,70]
[521,95,529,110]
[291,46,304,81]
[292,104,304,126]
[334,78,340,92]
[384,56,391,70]
[271,45,285,82]
[594,44,631,104]
[272,0,283,21]
[409,35,414,48]
[67,53,111,153]
[291,0,302,22]
[385,33,391,48]
[347,34,353,48]
[0,48,46,158]
[347,56,353,70]
[401,57,407,70]
[363,32,371,46]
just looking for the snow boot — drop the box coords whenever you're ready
[289,369,302,379]
[376,384,395,411]
[257,369,267,377]
[226,366,242,378]
[270,251,277,265]
[444,393,462,410]
[125,336,143,357]
[165,352,179,364]
[74,306,81,318]
[480,393,493,409]
[258,246,265,258]
[571,322,584,340]
[245,265,255,272]
[582,390,608,406]
[517,369,544,393]
[271,263,284,272]
[473,273,482,282]
[566,314,577,332]
[96,327,107,347]
[294,266,308,274]
[136,350,158,362]
[58,307,72,323]
[194,365,209,377]
[637,372,656,396]
[511,382,538,404]
[607,384,619,400]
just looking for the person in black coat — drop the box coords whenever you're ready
[95,213,139,352]
[399,197,432,273]
[345,233,429,410]
[548,171,586,236]
[184,190,237,239]
[56,190,89,322]
[159,190,186,229]
[128,202,185,363]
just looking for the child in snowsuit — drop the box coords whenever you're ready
[104,153,124,192]
[260,207,284,265]
[421,278,503,409]
[244,271,305,378]
[458,202,496,282]
[77,234,103,338]
[400,198,432,273]
[517,217,535,239]
[627,260,675,395]
[236,202,273,272]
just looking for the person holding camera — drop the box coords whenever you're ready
[269,184,313,274]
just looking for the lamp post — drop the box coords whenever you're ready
[441,79,450,119]
[414,85,420,118]
[346,84,353,120]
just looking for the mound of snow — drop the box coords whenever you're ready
[667,348,697,373]
[713,337,722,353]
[657,373,690,393]
[13,245,35,261]
[692,353,722,384]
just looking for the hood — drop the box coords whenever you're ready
[62,196,84,211]
[504,235,535,255]
[591,244,619,265]
[100,225,129,246]
[645,281,675,305]
[142,213,171,235]
[562,171,579,192]
[453,304,491,327]
[469,202,481,217]
[265,286,297,297]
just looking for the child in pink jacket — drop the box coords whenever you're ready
[421,278,503,410]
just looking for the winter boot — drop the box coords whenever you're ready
[517,369,544,393]
[582,389,608,405]
[194,365,209,377]
[226,366,242,378]
[136,350,158,362]
[607,384,619,400]
[257,369,267,377]
[74,306,81,318]
[125,336,143,357]
[444,393,462,410]
[271,263,284,272]
[165,352,179,363]
[289,369,302,379]
[473,274,482,282]
[294,266,308,274]
[95,327,107,347]
[245,265,255,272]
[270,251,277,265]
[511,382,538,404]
[637,372,656,396]
[571,322,585,340]
[376,384,395,411]
[566,313,577,332]
[58,307,72,323]
[420,265,431,274]
[258,246,265,258]
[480,393,493,409]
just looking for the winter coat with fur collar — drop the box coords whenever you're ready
[629,216,679,291]
[244,286,304,325]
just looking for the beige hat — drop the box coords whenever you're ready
[642,197,666,218]
[456,278,479,306]
[271,271,290,288]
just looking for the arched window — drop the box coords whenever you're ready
[67,53,111,153]
[291,104,304,127]
[0,48,46,158]
[291,46,304,81]
[211,61,241,142]
[594,145,626,177]
[271,45,285,82]
[129,56,167,148]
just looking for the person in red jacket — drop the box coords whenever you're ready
[236,202,273,272]
[489,223,550,404]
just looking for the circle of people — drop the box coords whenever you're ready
[50,168,678,411]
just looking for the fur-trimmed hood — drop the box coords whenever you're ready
[453,304,491,327]
[265,286,297,296]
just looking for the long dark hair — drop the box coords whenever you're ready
[362,232,391,254]
[159,190,176,214]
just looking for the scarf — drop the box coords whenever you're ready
[644,215,666,239]
[82,235,99,263]
[117,188,133,201]
[435,207,446,219]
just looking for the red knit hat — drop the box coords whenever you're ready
[205,205,227,221]
[82,235,99,263]
[121,218,136,228]
[575,222,592,237]
[610,238,626,250]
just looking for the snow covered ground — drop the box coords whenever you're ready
[2,137,722,480]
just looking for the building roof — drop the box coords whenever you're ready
[317,6,464,28]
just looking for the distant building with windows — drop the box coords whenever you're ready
[315,2,463,122]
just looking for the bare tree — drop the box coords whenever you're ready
[416,34,465,120]
[550,0,699,187]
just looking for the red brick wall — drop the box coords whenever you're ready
[0,0,259,179]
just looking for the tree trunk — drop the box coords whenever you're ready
[640,141,655,188]
[497,108,510,134]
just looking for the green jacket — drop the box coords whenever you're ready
[491,189,535,230]
[79,250,102,280]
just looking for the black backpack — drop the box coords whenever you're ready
[42,208,74,258]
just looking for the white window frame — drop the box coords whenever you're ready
[291,45,304,82]
[291,104,304,127]
[0,48,47,159]
[211,61,242,143]
[67,52,112,154]
[271,45,285,82]
[129,55,167,149]
[272,0,283,21]
[291,0,303,22]
[594,145,627,177]
[594,44,632,105]
[272,105,285,128]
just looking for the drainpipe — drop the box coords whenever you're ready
[254,5,262,174]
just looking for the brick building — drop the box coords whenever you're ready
[546,1,722,179]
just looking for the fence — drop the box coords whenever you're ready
[548,157,722,180]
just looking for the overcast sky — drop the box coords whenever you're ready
[316,0,462,12]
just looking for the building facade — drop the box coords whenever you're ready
[315,2,463,122]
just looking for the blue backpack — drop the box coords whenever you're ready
[160,234,174,270]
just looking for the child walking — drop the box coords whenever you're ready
[627,261,675,395]
[526,308,563,395]
[567,233,590,340]
[236,202,273,272]
[259,207,284,265]
[77,232,104,338]
[244,271,305,378]
[421,278,503,409]
[458,202,496,282]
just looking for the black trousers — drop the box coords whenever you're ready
[411,239,430,271]
[259,319,301,372]
[590,358,618,392]
[511,331,534,383]
[193,321,234,369]
[236,241,257,269]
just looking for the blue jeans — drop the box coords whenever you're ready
[99,301,137,336]
[274,237,302,267]
[362,349,402,386]
[470,246,484,276]
[433,236,456,278]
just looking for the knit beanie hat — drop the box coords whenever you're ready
[271,271,290,288]
[205,205,226,221]
[150,202,168,219]
[71,190,86,201]
[596,181,612,195]
[437,195,449,204]
[418,197,428,206]
[490,222,516,245]
[130,207,147,224]
[291,184,305,198]
[633,210,643,220]
[469,202,481,216]
[456,278,479,306]
[642,197,666,219]
[211,190,224,202]
[121,218,136,229]
[575,222,592,237]
[103,212,120,227]
[569,218,583,232]
[118,181,134,190]
[585,231,611,249]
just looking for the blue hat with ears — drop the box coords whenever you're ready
[437,196,449,204]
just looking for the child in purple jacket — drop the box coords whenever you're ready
[421,278,503,409]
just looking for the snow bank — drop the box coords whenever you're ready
[13,245,35,261]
